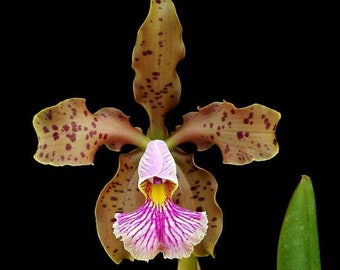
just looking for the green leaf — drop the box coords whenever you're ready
[277,175,321,270]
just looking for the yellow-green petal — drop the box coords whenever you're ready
[167,101,281,165]
[95,149,144,264]
[172,149,223,258]
[33,98,149,166]
[132,0,184,139]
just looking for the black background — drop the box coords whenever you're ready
[9,0,337,269]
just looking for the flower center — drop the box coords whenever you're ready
[140,178,176,207]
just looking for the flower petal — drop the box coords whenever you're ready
[138,140,177,185]
[95,149,144,264]
[113,181,208,262]
[33,98,149,166]
[132,0,184,138]
[167,101,281,165]
[172,148,223,258]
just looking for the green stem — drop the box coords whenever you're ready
[177,255,201,270]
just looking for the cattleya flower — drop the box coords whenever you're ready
[32,0,280,268]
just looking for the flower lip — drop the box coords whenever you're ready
[138,140,178,186]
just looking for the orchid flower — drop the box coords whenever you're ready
[32,0,281,268]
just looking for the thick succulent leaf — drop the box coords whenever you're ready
[95,149,144,264]
[167,101,281,165]
[277,175,321,270]
[33,98,149,166]
[172,148,223,258]
[132,0,185,138]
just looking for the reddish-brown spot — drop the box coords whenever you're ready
[65,143,72,151]
[237,131,243,139]
[66,133,76,142]
[71,121,77,132]
[71,107,77,117]
[62,124,70,131]
[46,111,53,120]
[53,132,59,141]
[224,145,230,153]
[52,125,58,130]
[89,130,97,137]
[142,50,153,56]
[43,126,49,133]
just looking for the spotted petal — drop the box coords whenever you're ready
[33,98,149,166]
[95,149,144,264]
[172,148,223,257]
[167,101,281,165]
[132,0,185,138]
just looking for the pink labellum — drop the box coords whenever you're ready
[113,182,208,261]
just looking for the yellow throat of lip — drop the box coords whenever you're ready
[140,180,177,206]
[151,183,167,206]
